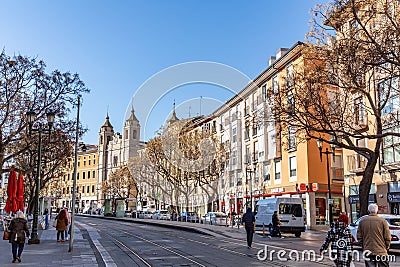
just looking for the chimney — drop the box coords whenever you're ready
[276,48,289,59]
[269,56,276,66]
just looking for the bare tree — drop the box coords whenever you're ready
[101,166,137,211]
[272,0,400,216]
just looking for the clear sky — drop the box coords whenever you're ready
[0,0,327,144]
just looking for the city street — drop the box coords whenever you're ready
[75,216,400,266]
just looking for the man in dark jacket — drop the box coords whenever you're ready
[272,210,282,238]
[242,207,255,248]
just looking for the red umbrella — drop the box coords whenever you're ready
[5,170,17,214]
[16,173,24,212]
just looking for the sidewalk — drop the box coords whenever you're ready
[0,218,97,267]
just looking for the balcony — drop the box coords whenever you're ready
[347,154,367,173]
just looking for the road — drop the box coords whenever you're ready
[75,216,400,267]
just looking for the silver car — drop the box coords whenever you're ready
[152,210,170,220]
[203,212,228,226]
[349,214,400,247]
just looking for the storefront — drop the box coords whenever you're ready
[314,195,342,225]
[348,194,377,223]
[388,181,400,215]
[349,184,377,223]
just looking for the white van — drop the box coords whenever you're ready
[255,197,305,237]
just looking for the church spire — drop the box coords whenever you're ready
[167,100,179,125]
[101,112,113,130]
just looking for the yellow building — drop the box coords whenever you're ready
[59,145,100,212]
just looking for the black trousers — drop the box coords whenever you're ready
[11,242,24,259]
[246,228,254,247]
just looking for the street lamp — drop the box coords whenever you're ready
[316,138,335,225]
[246,159,257,210]
[27,110,55,244]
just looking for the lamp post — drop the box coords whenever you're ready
[316,139,335,225]
[27,110,55,244]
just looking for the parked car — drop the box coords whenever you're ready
[138,211,154,219]
[152,210,170,220]
[124,210,133,217]
[178,212,200,223]
[349,214,400,247]
[202,212,228,226]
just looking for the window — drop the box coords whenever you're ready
[88,158,91,165]
[237,173,242,186]
[288,126,296,150]
[83,172,86,179]
[275,161,281,180]
[252,119,257,136]
[93,171,96,179]
[83,158,86,166]
[354,96,366,125]
[244,123,250,140]
[272,75,279,94]
[286,64,294,89]
[245,145,251,164]
[229,174,234,187]
[383,126,400,164]
[88,171,91,179]
[93,157,96,165]
[279,203,302,217]
[244,98,250,116]
[380,78,399,115]
[87,186,90,193]
[262,84,267,102]
[92,185,95,193]
[125,129,128,139]
[232,127,237,143]
[232,150,237,166]
[253,141,259,161]
[289,156,297,177]
[287,93,295,117]
[77,172,80,180]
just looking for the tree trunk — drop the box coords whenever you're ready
[359,155,378,217]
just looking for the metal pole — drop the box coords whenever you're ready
[326,148,333,225]
[69,95,80,252]
[29,130,42,244]
[250,169,253,210]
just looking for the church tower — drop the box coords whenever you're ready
[123,106,140,161]
[98,113,114,183]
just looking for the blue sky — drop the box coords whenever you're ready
[0,1,326,144]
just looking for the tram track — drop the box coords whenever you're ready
[78,217,339,266]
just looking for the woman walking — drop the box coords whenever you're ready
[55,209,69,242]
[320,214,353,267]
[8,211,30,263]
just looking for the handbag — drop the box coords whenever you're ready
[53,218,58,228]
[3,230,10,240]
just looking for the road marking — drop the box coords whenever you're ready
[76,222,117,267]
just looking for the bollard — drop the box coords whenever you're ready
[262,223,265,238]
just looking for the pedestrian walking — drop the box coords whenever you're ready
[320,213,353,267]
[242,207,255,248]
[55,209,69,242]
[271,211,283,238]
[357,203,391,267]
[64,207,71,241]
[43,208,49,229]
[8,211,30,263]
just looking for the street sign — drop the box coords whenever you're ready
[328,199,334,205]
